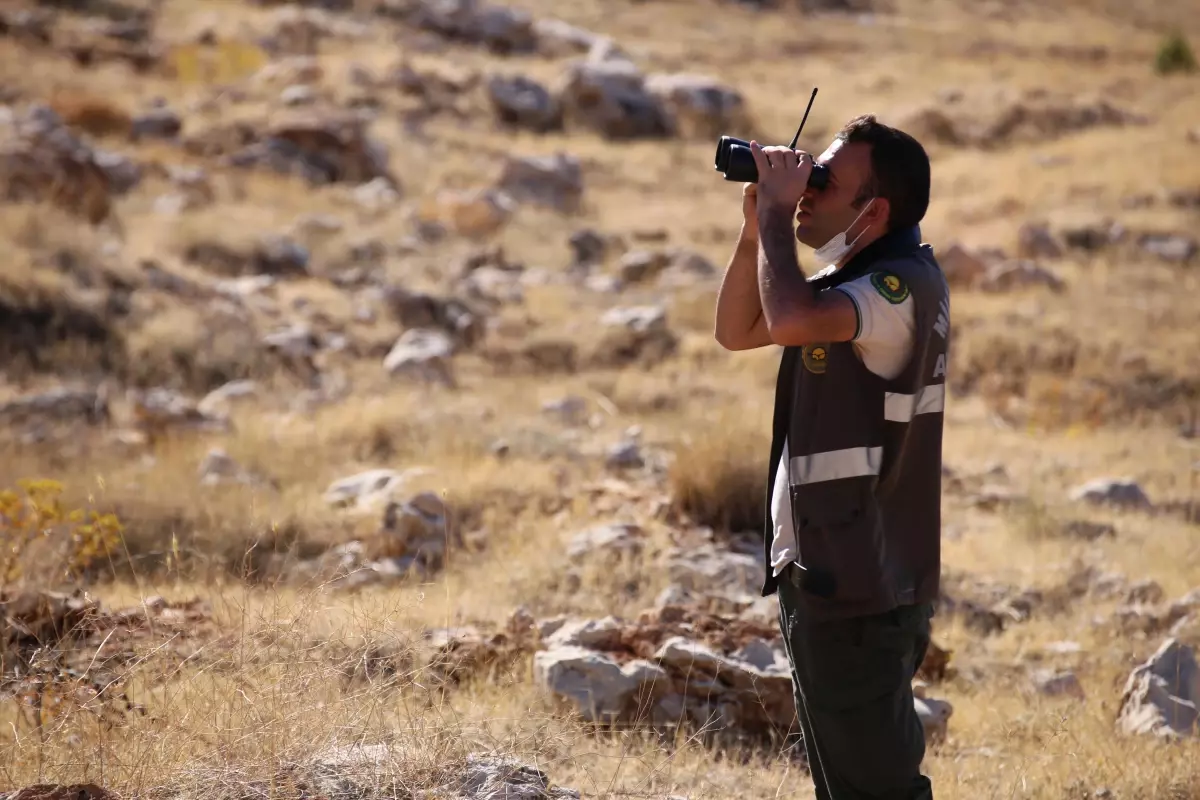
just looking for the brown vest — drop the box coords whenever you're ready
[761,226,950,620]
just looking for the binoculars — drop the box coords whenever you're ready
[713,136,830,191]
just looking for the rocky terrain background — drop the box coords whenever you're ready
[1,0,1199,797]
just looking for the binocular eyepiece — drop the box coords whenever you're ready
[713,136,830,191]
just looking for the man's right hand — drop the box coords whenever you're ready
[741,182,759,241]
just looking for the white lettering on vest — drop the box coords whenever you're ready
[934,297,950,339]
[933,353,947,378]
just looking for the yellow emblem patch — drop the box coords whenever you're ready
[802,343,828,374]
[870,271,910,304]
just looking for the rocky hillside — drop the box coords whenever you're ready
[1,0,1199,798]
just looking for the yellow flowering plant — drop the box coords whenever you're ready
[0,479,124,587]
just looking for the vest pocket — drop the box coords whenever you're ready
[790,476,884,604]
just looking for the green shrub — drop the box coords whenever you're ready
[1155,31,1197,75]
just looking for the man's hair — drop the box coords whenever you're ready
[835,114,930,231]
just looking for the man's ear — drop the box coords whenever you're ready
[867,197,890,229]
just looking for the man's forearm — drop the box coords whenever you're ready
[757,205,817,331]
[714,227,765,346]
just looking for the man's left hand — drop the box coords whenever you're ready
[749,141,813,212]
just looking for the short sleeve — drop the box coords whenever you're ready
[833,271,916,381]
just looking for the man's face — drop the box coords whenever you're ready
[794,139,874,249]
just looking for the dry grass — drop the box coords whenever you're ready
[667,406,770,535]
[1,0,1199,796]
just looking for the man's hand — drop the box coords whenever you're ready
[750,141,857,347]
[750,141,813,212]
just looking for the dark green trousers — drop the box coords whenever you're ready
[777,564,934,800]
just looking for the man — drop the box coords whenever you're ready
[713,114,950,799]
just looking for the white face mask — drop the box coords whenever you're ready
[811,198,876,268]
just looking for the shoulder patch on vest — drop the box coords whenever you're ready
[802,343,828,374]
[870,271,910,304]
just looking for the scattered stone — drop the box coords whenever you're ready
[130,106,182,141]
[659,248,718,284]
[978,259,1065,292]
[193,381,257,419]
[160,165,216,212]
[605,437,644,470]
[969,484,1029,511]
[224,111,399,189]
[1043,640,1084,655]
[323,467,431,513]
[618,250,671,283]
[353,175,402,212]
[542,395,590,425]
[403,0,538,55]
[555,56,671,140]
[450,753,582,799]
[1108,590,1200,638]
[1138,232,1197,264]
[280,84,317,106]
[568,228,610,268]
[300,745,581,800]
[584,273,622,294]
[254,56,325,88]
[128,387,231,439]
[383,328,457,385]
[533,17,603,56]
[385,286,485,349]
[496,152,582,211]
[565,522,646,562]
[1031,668,1085,699]
[1060,220,1125,251]
[0,9,54,46]
[422,187,516,238]
[532,605,796,740]
[486,73,562,132]
[1060,520,1116,541]
[0,104,133,223]
[198,447,273,488]
[373,491,458,568]
[912,681,953,744]
[591,305,679,367]
[644,72,750,138]
[545,617,625,650]
[288,495,465,590]
[937,572,1055,636]
[391,59,478,111]
[1017,222,1064,259]
[938,242,990,287]
[263,6,371,57]
[0,388,110,429]
[1069,478,1152,510]
[1167,188,1200,209]
[262,322,321,361]
[456,262,525,305]
[662,543,763,601]
[1126,580,1165,606]
[534,646,669,723]
[1117,638,1199,738]
[183,234,310,278]
[899,92,1149,149]
[1081,569,1129,600]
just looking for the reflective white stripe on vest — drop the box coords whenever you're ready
[790,446,883,486]
[884,383,946,423]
